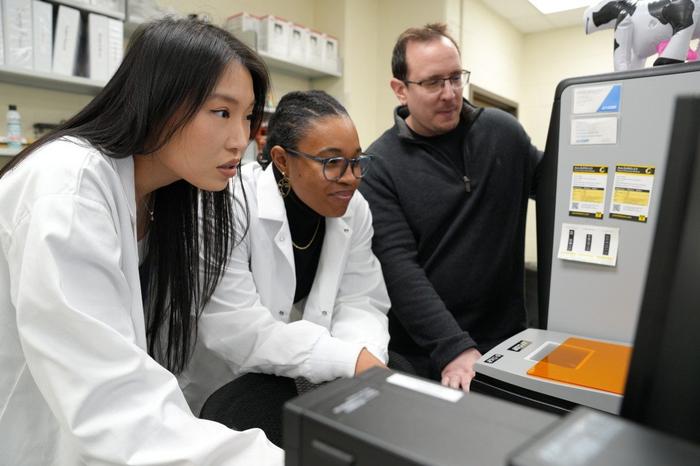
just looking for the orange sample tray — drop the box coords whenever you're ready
[527,337,632,394]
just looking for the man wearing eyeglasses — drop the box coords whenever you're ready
[360,23,542,392]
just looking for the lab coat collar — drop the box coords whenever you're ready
[254,165,355,291]
[257,166,288,223]
[109,155,137,224]
[60,136,137,224]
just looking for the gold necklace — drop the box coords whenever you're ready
[292,219,321,250]
[144,195,154,222]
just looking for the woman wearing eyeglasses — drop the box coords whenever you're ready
[179,90,390,444]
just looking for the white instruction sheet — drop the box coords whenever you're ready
[571,117,618,145]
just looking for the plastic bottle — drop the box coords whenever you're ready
[6,105,22,150]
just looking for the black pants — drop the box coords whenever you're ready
[199,352,417,446]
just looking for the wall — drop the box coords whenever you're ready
[461,0,524,104]
[318,0,380,149]
[372,1,450,140]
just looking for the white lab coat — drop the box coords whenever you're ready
[180,163,390,413]
[0,138,282,465]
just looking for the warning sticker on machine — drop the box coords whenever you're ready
[569,164,608,219]
[508,340,532,352]
[609,164,655,223]
[484,354,504,364]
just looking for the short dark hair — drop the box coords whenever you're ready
[391,23,460,81]
[0,17,270,374]
[263,90,349,158]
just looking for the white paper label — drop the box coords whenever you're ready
[386,373,463,402]
[573,84,621,114]
[571,117,618,145]
[558,223,619,267]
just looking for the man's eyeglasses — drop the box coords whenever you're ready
[284,147,373,182]
[403,69,470,93]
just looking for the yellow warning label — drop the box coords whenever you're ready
[613,189,650,206]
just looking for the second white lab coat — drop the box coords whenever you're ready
[0,138,282,465]
[180,163,390,413]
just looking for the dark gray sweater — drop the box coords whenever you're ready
[359,100,542,375]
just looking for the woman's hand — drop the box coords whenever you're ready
[354,348,387,375]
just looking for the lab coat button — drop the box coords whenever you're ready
[278,235,285,242]
[278,310,284,316]
[322,310,328,316]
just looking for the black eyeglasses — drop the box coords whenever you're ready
[404,69,470,93]
[284,147,373,181]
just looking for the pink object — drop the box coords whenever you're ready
[656,39,698,61]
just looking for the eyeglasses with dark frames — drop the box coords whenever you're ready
[403,69,471,93]
[283,147,373,182]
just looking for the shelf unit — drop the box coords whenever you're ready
[0,147,21,157]
[0,64,106,95]
[235,31,342,79]
[257,49,341,79]
[0,0,125,95]
[50,0,126,20]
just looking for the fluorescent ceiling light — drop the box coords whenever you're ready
[527,0,594,14]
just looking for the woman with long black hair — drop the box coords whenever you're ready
[0,17,282,465]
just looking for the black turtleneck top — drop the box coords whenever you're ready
[271,164,326,303]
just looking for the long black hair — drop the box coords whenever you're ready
[263,90,349,158]
[0,17,269,374]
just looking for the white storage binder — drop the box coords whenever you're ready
[106,17,122,77]
[32,0,52,72]
[0,3,5,65]
[52,5,80,76]
[91,0,123,16]
[2,0,33,69]
[88,13,108,80]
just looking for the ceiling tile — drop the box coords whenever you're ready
[479,0,591,33]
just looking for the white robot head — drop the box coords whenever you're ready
[584,0,638,34]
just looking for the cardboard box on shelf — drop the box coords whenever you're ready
[322,33,339,74]
[306,28,324,69]
[288,23,308,64]
[258,15,289,59]
[224,12,260,37]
